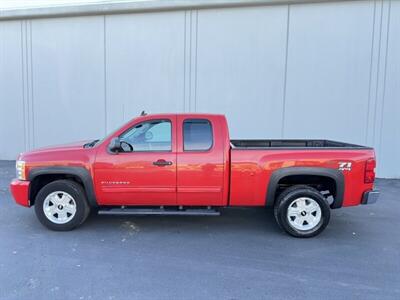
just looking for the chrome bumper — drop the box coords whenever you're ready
[361,190,380,205]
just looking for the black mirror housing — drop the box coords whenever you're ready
[109,137,121,153]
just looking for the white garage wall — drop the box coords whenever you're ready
[105,11,186,132]
[284,1,374,144]
[379,0,400,178]
[195,6,288,138]
[0,0,398,178]
[31,16,106,146]
[0,21,25,159]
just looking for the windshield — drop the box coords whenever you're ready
[83,119,134,149]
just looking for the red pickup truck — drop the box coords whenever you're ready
[10,113,379,237]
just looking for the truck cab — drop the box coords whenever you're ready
[93,113,230,207]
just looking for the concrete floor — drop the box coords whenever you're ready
[0,160,399,300]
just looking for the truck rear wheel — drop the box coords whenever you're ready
[34,180,90,231]
[274,185,330,238]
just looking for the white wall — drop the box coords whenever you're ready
[195,6,288,139]
[284,1,374,144]
[105,11,186,132]
[0,0,398,177]
[31,16,106,146]
[379,0,400,178]
[0,21,25,158]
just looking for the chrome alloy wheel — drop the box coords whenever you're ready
[287,197,322,231]
[43,191,77,224]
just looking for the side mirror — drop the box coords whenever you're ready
[108,137,121,153]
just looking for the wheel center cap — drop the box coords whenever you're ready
[58,204,64,210]
[301,211,307,216]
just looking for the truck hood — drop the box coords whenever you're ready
[29,140,91,153]
[18,140,93,161]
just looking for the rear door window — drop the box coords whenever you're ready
[183,119,213,151]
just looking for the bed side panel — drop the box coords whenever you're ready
[229,149,375,206]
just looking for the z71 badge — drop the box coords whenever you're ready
[338,162,352,171]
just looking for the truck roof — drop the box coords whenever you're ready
[138,113,226,118]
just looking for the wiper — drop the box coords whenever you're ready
[83,139,100,148]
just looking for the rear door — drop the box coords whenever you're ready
[176,116,225,206]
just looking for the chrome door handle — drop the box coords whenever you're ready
[153,159,173,166]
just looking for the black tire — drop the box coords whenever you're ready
[274,185,330,238]
[34,180,90,231]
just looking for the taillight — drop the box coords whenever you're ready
[364,158,376,183]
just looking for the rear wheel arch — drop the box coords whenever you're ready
[28,167,97,207]
[266,167,344,209]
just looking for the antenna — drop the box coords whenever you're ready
[140,110,147,116]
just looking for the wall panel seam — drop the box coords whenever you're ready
[20,21,27,151]
[372,0,384,144]
[281,4,290,138]
[24,20,30,150]
[103,15,107,135]
[183,11,187,112]
[366,0,377,144]
[29,20,34,149]
[194,10,198,112]
[183,10,192,113]
[378,0,391,154]
[189,10,192,111]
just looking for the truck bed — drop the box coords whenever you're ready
[229,139,375,207]
[230,139,371,150]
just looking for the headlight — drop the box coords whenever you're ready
[16,160,26,180]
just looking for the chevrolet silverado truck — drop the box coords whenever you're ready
[10,113,379,237]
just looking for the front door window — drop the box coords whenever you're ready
[120,120,172,152]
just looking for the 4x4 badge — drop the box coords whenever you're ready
[338,162,352,171]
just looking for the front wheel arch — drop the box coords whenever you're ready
[28,167,98,207]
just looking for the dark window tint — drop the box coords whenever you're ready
[183,119,213,151]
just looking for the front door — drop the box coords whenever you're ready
[94,117,177,206]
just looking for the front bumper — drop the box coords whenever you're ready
[9,179,30,207]
[361,190,380,205]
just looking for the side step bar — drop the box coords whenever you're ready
[98,207,220,216]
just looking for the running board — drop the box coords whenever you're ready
[98,207,220,216]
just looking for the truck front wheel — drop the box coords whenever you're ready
[34,180,90,231]
[274,185,330,238]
